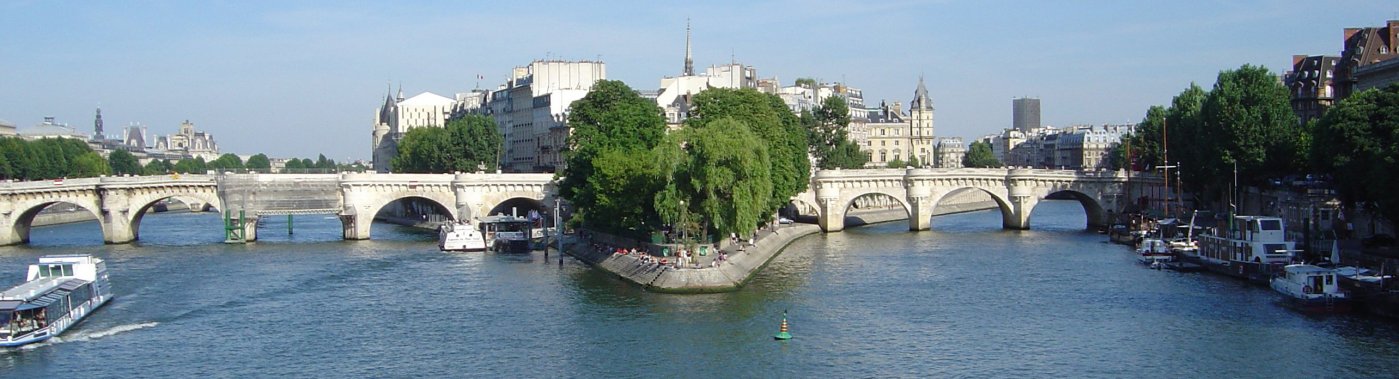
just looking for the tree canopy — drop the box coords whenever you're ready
[963,140,1001,168]
[208,153,244,171]
[687,88,809,213]
[804,96,868,169]
[108,149,142,176]
[245,153,271,171]
[559,80,669,237]
[1311,84,1399,223]
[392,114,502,173]
[0,137,111,180]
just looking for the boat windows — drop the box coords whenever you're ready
[1259,219,1281,231]
[37,264,73,278]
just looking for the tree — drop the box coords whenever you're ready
[245,153,271,172]
[1311,84,1399,223]
[208,153,244,171]
[886,159,906,168]
[795,78,817,88]
[392,114,502,173]
[143,159,172,175]
[688,88,809,215]
[70,152,109,177]
[173,157,207,174]
[963,140,1001,168]
[1199,65,1298,190]
[806,96,866,169]
[560,80,668,235]
[676,118,773,237]
[108,149,142,175]
[283,158,306,171]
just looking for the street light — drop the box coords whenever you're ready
[679,200,687,245]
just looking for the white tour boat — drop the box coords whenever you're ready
[1194,215,1296,283]
[1,255,113,347]
[1136,238,1173,268]
[480,215,533,253]
[1270,264,1350,313]
[438,220,487,252]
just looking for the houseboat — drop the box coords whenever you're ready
[480,215,533,253]
[438,220,488,252]
[1270,264,1350,313]
[1137,238,1173,268]
[1,255,113,347]
[1194,215,1296,283]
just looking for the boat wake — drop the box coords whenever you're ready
[35,322,162,347]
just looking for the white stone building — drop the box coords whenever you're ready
[153,120,220,161]
[488,60,606,172]
[371,88,481,173]
[861,78,940,167]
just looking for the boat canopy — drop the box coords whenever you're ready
[1283,264,1332,275]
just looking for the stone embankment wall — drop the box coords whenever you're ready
[567,190,1001,293]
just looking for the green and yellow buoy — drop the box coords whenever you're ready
[774,310,792,340]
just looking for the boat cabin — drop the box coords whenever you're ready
[1279,264,1341,295]
[1200,216,1294,265]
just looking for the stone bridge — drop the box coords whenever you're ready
[0,172,555,245]
[792,168,1163,232]
[0,175,223,245]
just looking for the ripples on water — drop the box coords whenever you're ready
[0,202,1397,377]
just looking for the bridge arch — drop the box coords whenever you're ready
[127,190,225,242]
[929,187,1014,229]
[839,191,912,221]
[4,197,105,245]
[348,193,459,240]
[1031,189,1109,230]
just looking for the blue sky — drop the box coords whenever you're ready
[1,1,1394,161]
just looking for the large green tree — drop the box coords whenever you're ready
[143,159,172,175]
[687,88,809,214]
[245,153,272,172]
[805,96,867,169]
[673,118,773,237]
[208,153,244,171]
[963,140,1001,168]
[392,114,502,173]
[559,80,668,236]
[1311,84,1399,223]
[1200,64,1300,189]
[108,149,143,176]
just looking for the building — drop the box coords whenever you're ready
[1012,97,1040,132]
[20,117,86,140]
[1336,20,1398,100]
[986,123,1133,170]
[861,77,943,167]
[0,119,16,137]
[933,137,965,168]
[122,123,150,151]
[1355,54,1399,92]
[1284,55,1339,124]
[653,23,760,126]
[371,87,479,172]
[489,60,606,172]
[153,120,220,161]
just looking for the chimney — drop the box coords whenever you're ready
[1344,28,1361,44]
[1389,20,1399,52]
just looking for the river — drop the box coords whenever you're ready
[1,200,1397,377]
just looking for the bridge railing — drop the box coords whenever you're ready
[0,174,218,191]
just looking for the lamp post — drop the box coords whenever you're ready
[679,200,687,245]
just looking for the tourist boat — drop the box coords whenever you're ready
[1193,215,1296,283]
[438,220,487,252]
[480,215,533,253]
[1,255,113,347]
[1270,264,1350,312]
[1136,238,1173,268]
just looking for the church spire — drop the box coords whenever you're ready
[912,75,931,110]
[683,18,694,76]
[93,107,104,139]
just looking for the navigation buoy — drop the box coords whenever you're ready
[774,311,792,340]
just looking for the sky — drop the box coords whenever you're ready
[2,1,1395,162]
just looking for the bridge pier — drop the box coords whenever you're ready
[343,214,370,240]
[817,198,844,232]
[1004,196,1038,230]
[102,209,137,244]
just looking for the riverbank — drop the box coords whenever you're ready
[566,191,998,293]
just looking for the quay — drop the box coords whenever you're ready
[565,191,996,293]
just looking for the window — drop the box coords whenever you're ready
[1260,219,1281,231]
[880,129,886,136]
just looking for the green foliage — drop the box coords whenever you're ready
[245,154,271,171]
[674,118,773,237]
[1311,84,1399,222]
[963,140,1001,168]
[688,88,809,213]
[283,158,305,170]
[905,156,921,168]
[1200,64,1299,186]
[107,150,142,176]
[805,96,867,169]
[208,153,244,171]
[0,137,111,180]
[795,78,817,88]
[560,80,668,237]
[391,115,502,174]
[172,157,207,174]
[886,159,906,168]
[143,159,172,175]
